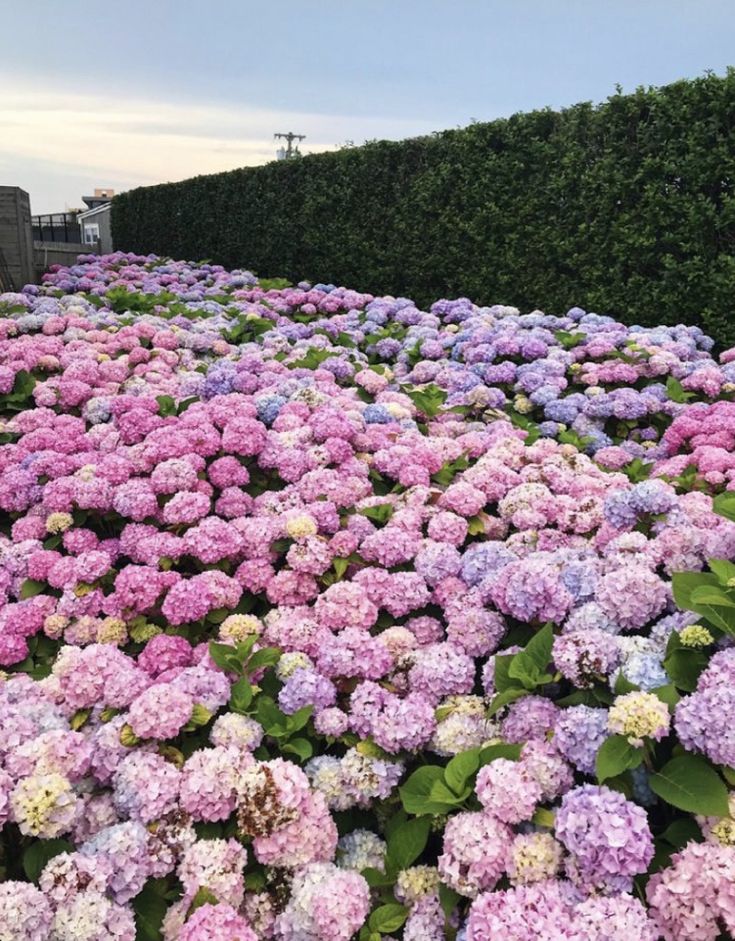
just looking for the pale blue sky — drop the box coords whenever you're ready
[2,0,733,212]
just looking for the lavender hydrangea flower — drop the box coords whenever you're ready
[555,784,654,893]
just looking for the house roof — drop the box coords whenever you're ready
[77,203,111,221]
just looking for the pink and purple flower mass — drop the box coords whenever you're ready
[0,251,734,939]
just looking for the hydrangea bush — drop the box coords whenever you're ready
[0,251,734,939]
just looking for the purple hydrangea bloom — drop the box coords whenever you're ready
[553,706,609,775]
[555,784,654,893]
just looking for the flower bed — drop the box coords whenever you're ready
[0,252,733,939]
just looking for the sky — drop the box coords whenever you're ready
[2,0,734,213]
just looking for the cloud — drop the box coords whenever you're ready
[0,77,439,211]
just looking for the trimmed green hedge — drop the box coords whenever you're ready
[112,70,735,345]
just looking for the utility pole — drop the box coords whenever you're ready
[274,132,306,160]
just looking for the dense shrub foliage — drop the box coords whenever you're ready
[113,71,735,344]
[0,252,735,939]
